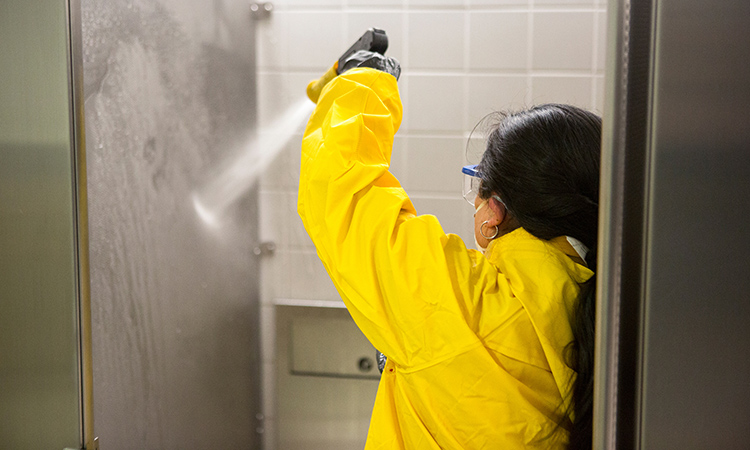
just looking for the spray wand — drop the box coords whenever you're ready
[306,28,389,103]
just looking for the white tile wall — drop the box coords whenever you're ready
[404,136,465,193]
[469,12,529,70]
[532,12,595,70]
[348,13,405,59]
[532,75,593,108]
[407,13,466,69]
[257,2,607,449]
[405,74,466,131]
[467,74,528,126]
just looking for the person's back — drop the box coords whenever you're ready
[299,64,600,449]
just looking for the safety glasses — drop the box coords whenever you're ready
[462,164,481,205]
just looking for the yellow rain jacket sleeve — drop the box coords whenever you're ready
[298,68,594,450]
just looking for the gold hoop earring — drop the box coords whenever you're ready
[480,220,500,240]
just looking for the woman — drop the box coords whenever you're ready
[298,53,600,450]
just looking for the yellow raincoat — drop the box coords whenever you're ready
[298,68,594,449]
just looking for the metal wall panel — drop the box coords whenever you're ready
[81,1,262,448]
[599,0,750,448]
[641,1,750,448]
[0,0,86,448]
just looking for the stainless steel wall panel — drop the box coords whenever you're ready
[0,0,85,447]
[81,1,261,448]
[600,0,750,448]
[640,1,750,448]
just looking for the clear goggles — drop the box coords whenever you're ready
[462,164,481,205]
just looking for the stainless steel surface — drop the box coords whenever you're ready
[66,0,96,446]
[290,315,379,379]
[276,306,378,450]
[640,0,750,448]
[596,2,629,447]
[596,0,655,447]
[0,0,87,448]
[81,1,261,448]
[599,0,750,448]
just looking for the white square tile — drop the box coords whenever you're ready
[469,0,528,5]
[257,72,290,130]
[594,75,606,114]
[257,13,289,70]
[408,12,466,70]
[260,191,286,243]
[287,12,346,70]
[410,196,475,245]
[469,12,529,70]
[464,134,487,166]
[288,250,340,300]
[288,208,315,250]
[596,10,608,72]
[534,0,593,6]
[408,0,463,6]
[261,359,277,415]
[261,134,303,193]
[532,12,594,71]
[404,136,465,193]
[281,137,302,191]
[348,13,405,63]
[260,304,278,363]
[260,143,291,192]
[395,75,410,130]
[261,249,290,300]
[285,0,345,6]
[467,75,528,129]
[405,75,465,132]
[390,136,409,186]
[289,71,320,105]
[262,189,303,251]
[531,76,593,109]
[349,0,404,8]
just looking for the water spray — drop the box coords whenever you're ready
[193,28,390,228]
[192,98,314,227]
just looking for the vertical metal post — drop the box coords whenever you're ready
[65,0,95,447]
[596,0,656,448]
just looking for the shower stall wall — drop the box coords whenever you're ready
[82,1,262,448]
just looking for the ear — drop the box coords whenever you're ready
[487,196,507,227]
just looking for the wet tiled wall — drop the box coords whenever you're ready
[257,1,606,448]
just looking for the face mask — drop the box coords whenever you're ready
[475,236,488,254]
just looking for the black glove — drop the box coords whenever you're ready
[339,50,401,81]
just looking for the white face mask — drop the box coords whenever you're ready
[475,236,488,254]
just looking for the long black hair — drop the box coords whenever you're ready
[477,104,601,450]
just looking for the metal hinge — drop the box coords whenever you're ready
[250,2,273,20]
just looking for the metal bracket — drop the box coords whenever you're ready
[250,2,273,20]
[253,241,276,257]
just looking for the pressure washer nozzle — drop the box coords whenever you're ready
[306,28,389,103]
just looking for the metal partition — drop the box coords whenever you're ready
[0,0,92,448]
[81,1,262,448]
[598,0,750,448]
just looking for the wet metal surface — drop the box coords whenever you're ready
[81,1,261,448]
